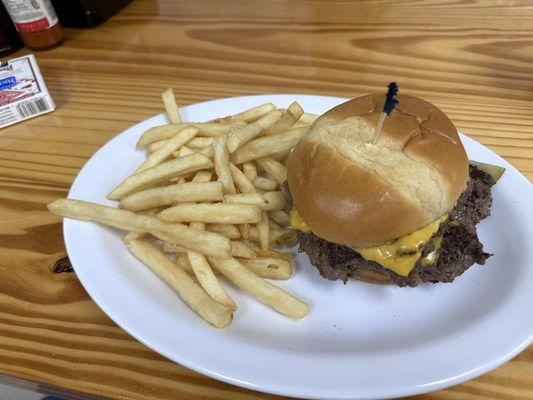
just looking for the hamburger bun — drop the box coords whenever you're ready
[352,269,392,284]
[287,94,469,248]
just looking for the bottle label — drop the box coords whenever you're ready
[2,0,59,33]
[0,54,56,128]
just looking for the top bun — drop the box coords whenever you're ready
[287,94,469,248]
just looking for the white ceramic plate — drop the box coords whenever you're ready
[64,95,533,400]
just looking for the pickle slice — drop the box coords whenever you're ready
[470,161,505,182]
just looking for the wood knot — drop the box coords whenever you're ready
[52,256,74,273]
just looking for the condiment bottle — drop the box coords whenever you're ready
[1,0,64,51]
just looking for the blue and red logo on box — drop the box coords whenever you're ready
[0,77,17,90]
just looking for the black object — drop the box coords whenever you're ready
[52,256,74,274]
[51,0,134,28]
[382,82,399,115]
[0,2,23,57]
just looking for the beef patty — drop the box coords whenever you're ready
[295,165,495,287]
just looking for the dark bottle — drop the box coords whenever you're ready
[51,0,133,28]
[0,2,22,56]
[2,0,64,51]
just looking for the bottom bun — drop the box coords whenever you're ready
[351,269,392,285]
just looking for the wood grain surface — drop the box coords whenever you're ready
[1,0,532,399]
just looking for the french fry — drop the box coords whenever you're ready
[282,152,291,167]
[206,223,241,239]
[257,211,270,251]
[208,116,230,123]
[162,88,182,124]
[120,182,224,211]
[158,203,262,224]
[207,257,307,319]
[196,256,289,279]
[256,157,287,184]
[179,251,290,278]
[253,177,278,192]
[173,146,195,158]
[197,120,245,137]
[137,124,187,148]
[269,150,290,164]
[264,101,303,136]
[48,199,231,258]
[200,144,215,160]
[229,163,256,194]
[186,221,236,310]
[188,137,215,149]
[136,127,200,172]
[190,221,205,230]
[263,191,288,211]
[223,193,266,207]
[229,119,247,128]
[213,136,236,194]
[299,113,319,124]
[268,210,290,226]
[128,239,232,327]
[163,242,188,253]
[122,208,162,244]
[168,175,190,184]
[247,226,261,242]
[238,257,292,280]
[123,230,146,244]
[230,126,308,165]
[232,103,275,122]
[242,162,258,181]
[227,109,283,153]
[147,139,168,154]
[108,153,213,200]
[244,242,293,261]
[238,224,250,240]
[176,253,194,273]
[269,218,281,230]
[173,252,223,274]
[166,240,255,259]
[138,121,244,149]
[230,241,257,259]
[136,119,252,149]
[189,250,236,310]
[270,229,298,247]
[192,170,213,183]
[248,227,296,247]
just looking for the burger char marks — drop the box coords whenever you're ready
[296,165,494,287]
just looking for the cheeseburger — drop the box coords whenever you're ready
[287,92,500,287]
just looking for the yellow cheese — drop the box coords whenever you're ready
[290,207,446,277]
[290,209,312,233]
[355,215,447,276]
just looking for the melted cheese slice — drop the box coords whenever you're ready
[290,209,312,232]
[290,208,446,277]
[354,215,447,276]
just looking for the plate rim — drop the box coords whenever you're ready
[64,94,533,400]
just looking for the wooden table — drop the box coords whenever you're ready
[1,0,531,399]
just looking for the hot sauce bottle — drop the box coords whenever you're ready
[2,0,64,50]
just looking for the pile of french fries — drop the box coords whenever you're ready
[48,89,319,328]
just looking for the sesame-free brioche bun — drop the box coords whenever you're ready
[287,94,469,248]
